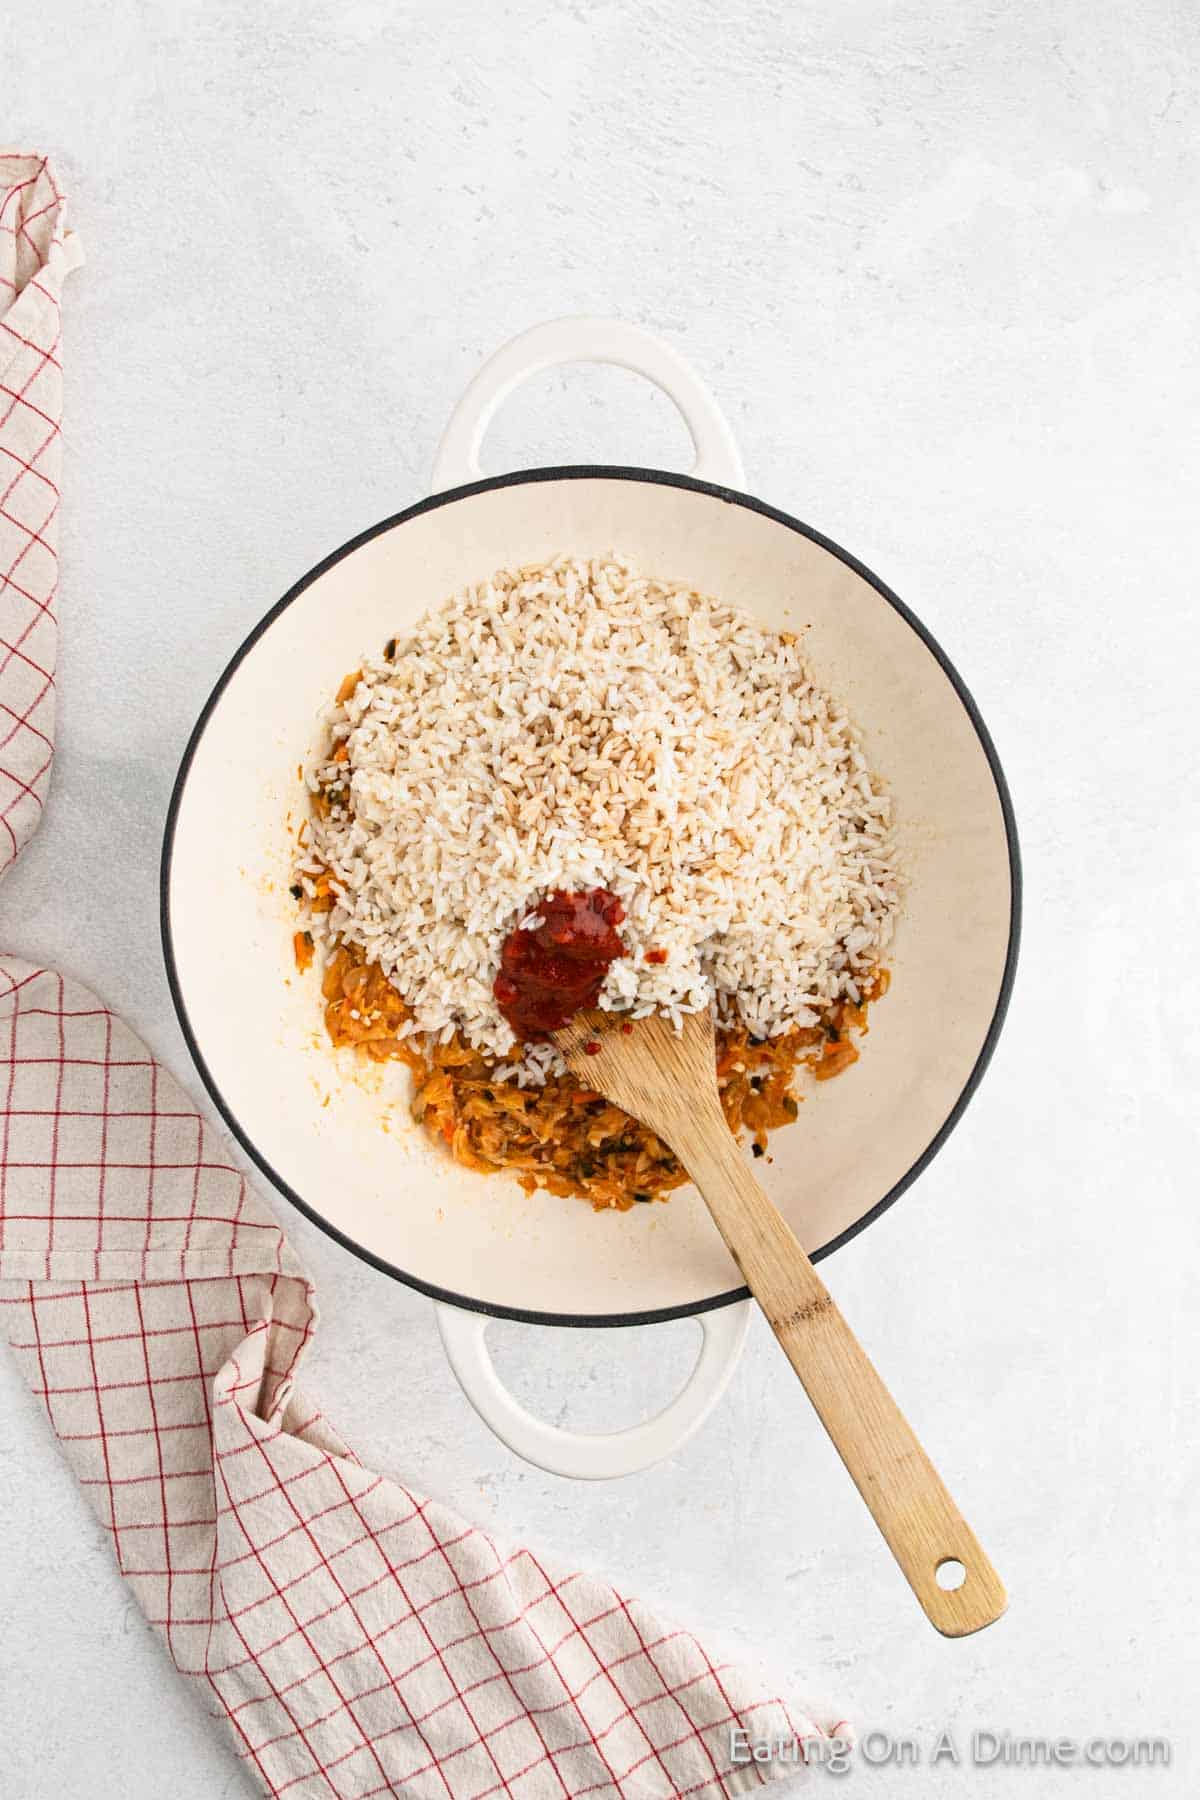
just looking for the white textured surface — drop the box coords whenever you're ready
[2,1,1198,1794]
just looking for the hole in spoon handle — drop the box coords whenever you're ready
[910,1531,1007,1637]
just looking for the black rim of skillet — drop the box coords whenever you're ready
[161,465,1022,1329]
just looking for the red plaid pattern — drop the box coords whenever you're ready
[0,961,842,1796]
[0,155,846,1795]
[0,152,80,876]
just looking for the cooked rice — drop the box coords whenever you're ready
[296,554,899,1082]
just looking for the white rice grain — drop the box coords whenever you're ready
[300,555,900,1080]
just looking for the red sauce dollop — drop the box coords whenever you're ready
[494,888,626,1040]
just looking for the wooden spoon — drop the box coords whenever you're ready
[555,1007,1006,1637]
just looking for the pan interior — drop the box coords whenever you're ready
[164,473,1014,1323]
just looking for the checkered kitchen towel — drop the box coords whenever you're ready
[0,154,846,1797]
[0,152,80,873]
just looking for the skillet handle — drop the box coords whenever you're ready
[430,316,745,493]
[434,1297,751,1480]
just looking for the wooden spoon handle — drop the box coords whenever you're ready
[680,1122,1006,1636]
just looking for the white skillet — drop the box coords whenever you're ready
[162,318,1019,1483]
